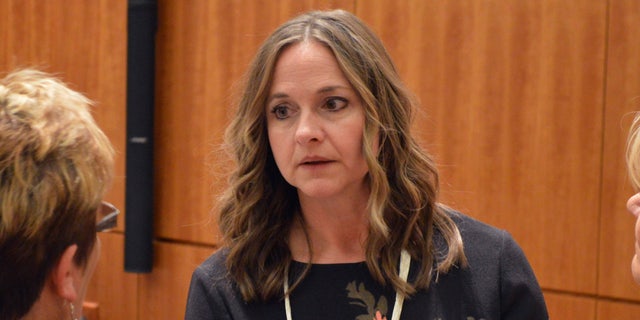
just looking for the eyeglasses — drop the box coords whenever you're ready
[96,201,120,232]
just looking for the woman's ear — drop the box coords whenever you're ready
[50,244,79,302]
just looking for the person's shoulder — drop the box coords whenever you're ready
[186,248,245,318]
[444,207,508,243]
[192,247,231,281]
[441,207,529,265]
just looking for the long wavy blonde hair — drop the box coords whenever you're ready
[219,9,466,302]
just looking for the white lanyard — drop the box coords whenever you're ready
[284,250,411,320]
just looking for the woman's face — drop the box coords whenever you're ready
[626,193,640,284]
[266,41,374,200]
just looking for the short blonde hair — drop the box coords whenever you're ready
[0,69,114,319]
[628,113,640,190]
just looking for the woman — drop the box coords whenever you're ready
[0,69,117,320]
[186,9,548,319]
[626,114,640,284]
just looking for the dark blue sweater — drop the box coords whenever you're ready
[185,211,549,320]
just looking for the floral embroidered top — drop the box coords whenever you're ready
[185,211,549,320]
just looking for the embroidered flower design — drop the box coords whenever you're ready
[346,281,388,320]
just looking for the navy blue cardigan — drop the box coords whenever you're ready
[185,211,548,320]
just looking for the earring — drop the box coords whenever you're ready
[67,300,79,320]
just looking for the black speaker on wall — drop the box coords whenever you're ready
[125,0,157,273]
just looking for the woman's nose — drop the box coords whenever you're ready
[295,111,324,144]
[627,193,640,217]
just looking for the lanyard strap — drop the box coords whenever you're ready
[284,274,292,320]
[284,250,411,320]
[391,249,411,320]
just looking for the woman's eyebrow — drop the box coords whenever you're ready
[317,85,350,94]
[266,92,289,105]
[267,85,353,106]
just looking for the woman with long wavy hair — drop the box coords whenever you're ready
[186,9,547,320]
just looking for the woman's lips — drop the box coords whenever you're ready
[299,156,334,167]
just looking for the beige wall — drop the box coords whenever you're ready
[2,0,639,319]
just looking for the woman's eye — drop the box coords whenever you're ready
[271,105,290,119]
[325,97,347,111]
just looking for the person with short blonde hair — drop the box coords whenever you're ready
[0,69,117,319]
[626,113,640,284]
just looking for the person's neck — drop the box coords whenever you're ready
[21,287,66,320]
[290,194,370,264]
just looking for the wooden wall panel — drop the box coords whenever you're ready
[138,242,215,319]
[596,300,640,320]
[599,0,640,302]
[357,0,607,294]
[0,0,127,230]
[86,233,138,320]
[543,292,596,319]
[154,0,355,244]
